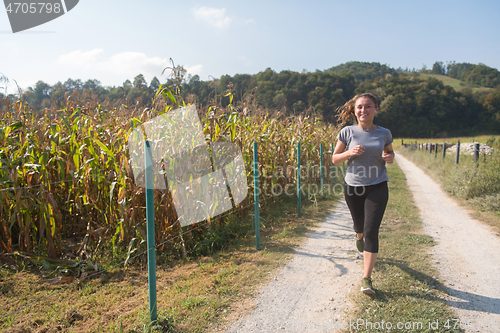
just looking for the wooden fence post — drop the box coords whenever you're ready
[474,143,480,164]
[442,139,446,159]
[473,142,479,177]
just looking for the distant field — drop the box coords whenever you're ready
[416,73,494,93]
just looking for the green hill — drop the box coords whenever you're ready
[417,73,494,93]
[327,61,398,82]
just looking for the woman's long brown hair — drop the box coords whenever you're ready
[336,93,379,126]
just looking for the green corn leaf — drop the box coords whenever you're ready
[2,126,11,140]
[70,108,79,119]
[39,152,48,166]
[92,138,116,160]
[73,150,80,170]
[83,138,95,156]
[130,118,142,129]
[165,89,179,107]
[9,121,23,132]
[61,115,72,131]
[224,92,234,104]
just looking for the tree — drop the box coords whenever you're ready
[106,86,126,102]
[149,76,161,93]
[31,80,52,105]
[63,78,82,92]
[81,79,105,101]
[447,62,500,87]
[328,62,398,82]
[133,74,147,89]
[82,79,102,91]
[431,61,446,75]
[51,81,66,106]
[483,89,500,124]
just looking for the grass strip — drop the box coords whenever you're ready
[346,159,463,332]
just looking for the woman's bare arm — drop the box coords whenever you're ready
[332,140,365,165]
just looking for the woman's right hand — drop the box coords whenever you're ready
[333,142,365,165]
[348,145,365,157]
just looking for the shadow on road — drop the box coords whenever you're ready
[377,258,500,316]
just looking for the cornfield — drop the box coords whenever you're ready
[0,85,340,261]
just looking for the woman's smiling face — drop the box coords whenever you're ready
[354,97,378,124]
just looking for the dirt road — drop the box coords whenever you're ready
[225,155,500,332]
[225,199,361,332]
[395,154,500,332]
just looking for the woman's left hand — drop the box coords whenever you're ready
[382,152,394,164]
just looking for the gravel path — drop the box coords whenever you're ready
[225,155,500,333]
[225,199,361,333]
[395,154,500,333]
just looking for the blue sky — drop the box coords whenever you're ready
[1,0,499,91]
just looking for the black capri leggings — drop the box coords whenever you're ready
[344,181,388,253]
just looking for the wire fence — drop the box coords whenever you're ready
[403,139,496,164]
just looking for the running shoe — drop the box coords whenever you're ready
[361,277,375,295]
[356,237,364,252]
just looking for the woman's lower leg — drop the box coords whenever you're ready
[363,251,378,278]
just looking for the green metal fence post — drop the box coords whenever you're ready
[297,142,301,217]
[320,143,324,197]
[253,142,260,249]
[144,140,157,323]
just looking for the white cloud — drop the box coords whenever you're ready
[58,48,104,69]
[186,64,203,77]
[106,52,168,77]
[56,49,170,86]
[192,6,232,29]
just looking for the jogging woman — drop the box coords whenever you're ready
[332,93,394,295]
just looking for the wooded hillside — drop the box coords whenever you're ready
[1,61,499,138]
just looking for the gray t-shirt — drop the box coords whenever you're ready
[337,125,393,186]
